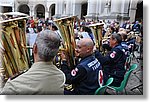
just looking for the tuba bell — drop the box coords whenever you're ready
[53,16,78,69]
[0,17,30,83]
[88,23,104,52]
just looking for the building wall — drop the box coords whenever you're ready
[0,0,14,12]
[1,0,142,23]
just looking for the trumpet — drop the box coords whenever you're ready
[54,16,77,69]
[88,23,104,52]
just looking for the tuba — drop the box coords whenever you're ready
[88,23,104,52]
[0,17,30,83]
[54,16,78,69]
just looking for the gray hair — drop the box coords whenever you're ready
[35,30,60,61]
[111,33,122,44]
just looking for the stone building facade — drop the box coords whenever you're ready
[1,0,143,23]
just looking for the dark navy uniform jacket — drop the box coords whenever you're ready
[95,44,127,87]
[61,55,102,95]
[121,41,130,57]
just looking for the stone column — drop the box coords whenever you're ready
[72,0,81,18]
[55,0,64,18]
[120,0,130,17]
[55,0,60,17]
[110,0,121,16]
[29,5,34,17]
[129,0,138,23]
[45,11,49,19]
[66,0,73,16]
[12,1,15,12]
[14,0,19,12]
[96,0,103,16]
[86,0,97,20]
[118,0,130,24]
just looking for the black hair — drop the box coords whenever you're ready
[36,26,42,33]
[80,26,92,33]
[84,27,92,34]
[52,25,58,30]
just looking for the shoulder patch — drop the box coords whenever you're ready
[71,68,78,76]
[71,69,76,76]
[110,51,116,58]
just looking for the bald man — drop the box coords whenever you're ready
[61,38,103,95]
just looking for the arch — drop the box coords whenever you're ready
[35,4,45,18]
[49,4,55,17]
[81,2,88,19]
[18,4,30,15]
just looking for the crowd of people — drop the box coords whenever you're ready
[0,16,143,95]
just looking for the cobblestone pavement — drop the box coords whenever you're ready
[124,52,143,95]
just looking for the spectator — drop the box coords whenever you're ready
[79,26,91,39]
[36,26,42,33]
[0,30,66,95]
[29,16,35,28]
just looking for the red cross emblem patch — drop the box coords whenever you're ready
[98,70,103,87]
[110,51,116,58]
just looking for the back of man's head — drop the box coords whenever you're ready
[111,33,122,44]
[35,30,60,61]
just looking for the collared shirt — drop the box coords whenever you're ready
[0,62,66,95]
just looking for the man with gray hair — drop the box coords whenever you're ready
[95,33,127,87]
[0,30,66,95]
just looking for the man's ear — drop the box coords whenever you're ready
[33,43,37,54]
[87,47,92,53]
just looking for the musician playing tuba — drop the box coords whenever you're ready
[60,38,103,95]
[53,16,78,69]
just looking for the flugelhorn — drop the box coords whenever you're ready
[54,16,77,69]
[88,23,104,52]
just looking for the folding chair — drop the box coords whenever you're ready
[108,64,138,94]
[95,77,114,95]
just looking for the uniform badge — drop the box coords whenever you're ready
[71,68,78,76]
[98,70,103,87]
[75,68,78,72]
[110,51,116,58]
[122,49,125,52]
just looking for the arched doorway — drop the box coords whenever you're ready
[18,4,30,15]
[81,3,87,19]
[49,4,55,17]
[1,6,12,13]
[35,4,45,18]
[135,1,143,21]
